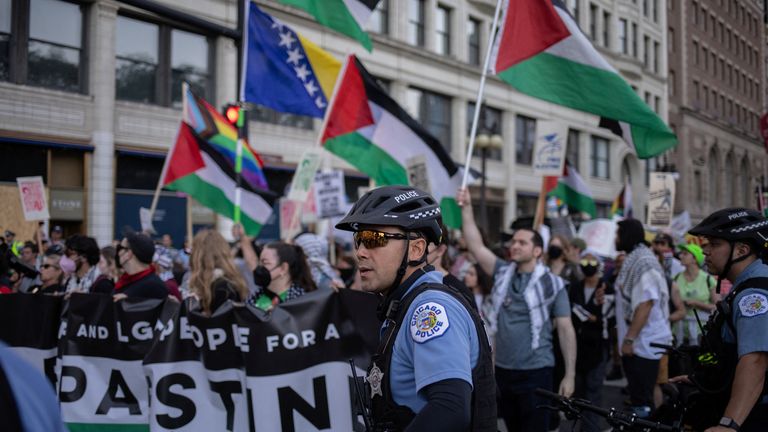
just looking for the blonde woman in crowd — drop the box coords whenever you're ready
[188,230,249,315]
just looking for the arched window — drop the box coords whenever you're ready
[725,153,734,206]
[708,149,718,208]
[740,158,750,206]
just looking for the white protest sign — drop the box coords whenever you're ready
[314,171,346,219]
[647,172,676,228]
[16,176,49,221]
[280,198,303,241]
[532,121,568,176]
[139,207,156,234]
[577,218,618,258]
[406,154,432,194]
[288,148,324,202]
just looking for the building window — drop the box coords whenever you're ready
[619,19,628,54]
[693,40,698,64]
[693,1,699,24]
[694,170,702,201]
[643,35,649,68]
[435,4,451,55]
[669,70,675,96]
[467,17,481,65]
[407,0,425,47]
[631,22,638,57]
[406,87,452,151]
[515,115,536,165]
[653,41,659,73]
[590,135,609,179]
[467,103,503,160]
[652,0,658,21]
[116,15,211,106]
[251,105,314,129]
[572,0,580,26]
[369,0,389,35]
[115,16,158,103]
[643,0,648,16]
[668,27,674,52]
[567,129,580,172]
[708,150,718,206]
[0,0,10,81]
[693,80,699,104]
[602,11,610,47]
[4,0,86,92]
[589,3,597,41]
[516,193,539,218]
[654,96,660,113]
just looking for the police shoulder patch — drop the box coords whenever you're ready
[738,293,768,317]
[409,301,450,343]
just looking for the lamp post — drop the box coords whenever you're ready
[476,132,504,231]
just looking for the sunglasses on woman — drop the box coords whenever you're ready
[579,258,599,267]
[41,264,60,270]
[353,230,419,249]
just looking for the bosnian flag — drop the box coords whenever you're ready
[491,0,677,159]
[321,55,472,228]
[548,162,596,218]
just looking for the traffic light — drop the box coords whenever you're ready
[223,103,241,127]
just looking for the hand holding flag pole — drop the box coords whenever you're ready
[461,0,505,190]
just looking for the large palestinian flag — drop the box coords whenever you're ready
[321,55,469,228]
[275,0,381,51]
[492,0,677,159]
[162,86,274,235]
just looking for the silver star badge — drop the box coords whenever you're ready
[367,362,384,398]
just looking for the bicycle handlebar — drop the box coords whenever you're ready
[534,388,680,432]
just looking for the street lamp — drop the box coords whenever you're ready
[476,132,504,231]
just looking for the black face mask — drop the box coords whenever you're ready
[581,264,599,277]
[548,245,563,260]
[253,265,273,288]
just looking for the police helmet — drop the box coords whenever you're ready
[689,208,768,248]
[335,185,442,244]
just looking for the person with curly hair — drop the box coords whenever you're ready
[186,230,249,315]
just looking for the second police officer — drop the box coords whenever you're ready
[335,186,496,431]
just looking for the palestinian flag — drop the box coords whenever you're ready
[162,86,274,235]
[492,0,677,159]
[548,162,596,218]
[275,0,381,51]
[321,55,470,228]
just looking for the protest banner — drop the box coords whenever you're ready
[314,171,346,219]
[0,290,380,432]
[647,172,676,228]
[578,218,618,258]
[532,121,567,177]
[16,176,50,221]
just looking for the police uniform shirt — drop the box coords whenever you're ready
[723,260,768,357]
[387,270,480,413]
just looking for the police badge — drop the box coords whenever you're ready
[367,362,384,398]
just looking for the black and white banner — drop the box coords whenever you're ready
[0,289,380,431]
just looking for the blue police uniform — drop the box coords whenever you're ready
[387,270,480,412]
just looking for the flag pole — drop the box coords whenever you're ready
[533,178,548,231]
[461,0,505,189]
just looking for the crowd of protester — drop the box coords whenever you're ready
[0,213,719,429]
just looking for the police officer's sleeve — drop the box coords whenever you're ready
[405,379,472,432]
[409,292,476,391]
[734,288,768,357]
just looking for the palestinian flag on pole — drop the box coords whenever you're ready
[491,0,677,159]
[548,162,596,218]
[275,0,381,51]
[321,55,470,228]
[161,86,274,235]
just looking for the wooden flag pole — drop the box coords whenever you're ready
[461,0,505,189]
[533,177,548,231]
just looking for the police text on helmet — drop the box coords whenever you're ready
[394,191,419,203]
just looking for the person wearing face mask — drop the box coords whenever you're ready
[546,235,582,287]
[247,241,316,311]
[187,230,248,315]
[113,232,168,300]
[568,250,613,432]
[63,235,106,294]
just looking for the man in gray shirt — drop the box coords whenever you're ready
[458,188,576,432]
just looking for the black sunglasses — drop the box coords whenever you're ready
[41,263,60,270]
[353,230,419,249]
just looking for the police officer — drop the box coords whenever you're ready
[335,186,496,431]
[670,208,768,431]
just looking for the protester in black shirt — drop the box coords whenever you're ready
[30,254,65,295]
[113,232,167,300]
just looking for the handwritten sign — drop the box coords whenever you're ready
[16,176,49,221]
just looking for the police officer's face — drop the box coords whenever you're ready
[702,237,742,274]
[354,227,424,294]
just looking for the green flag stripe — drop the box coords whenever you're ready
[166,174,264,235]
[325,132,408,185]
[498,52,676,158]
[278,0,372,50]
[549,183,597,217]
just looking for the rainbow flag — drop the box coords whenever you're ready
[183,87,268,191]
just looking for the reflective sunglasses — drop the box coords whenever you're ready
[579,258,599,267]
[353,230,417,249]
